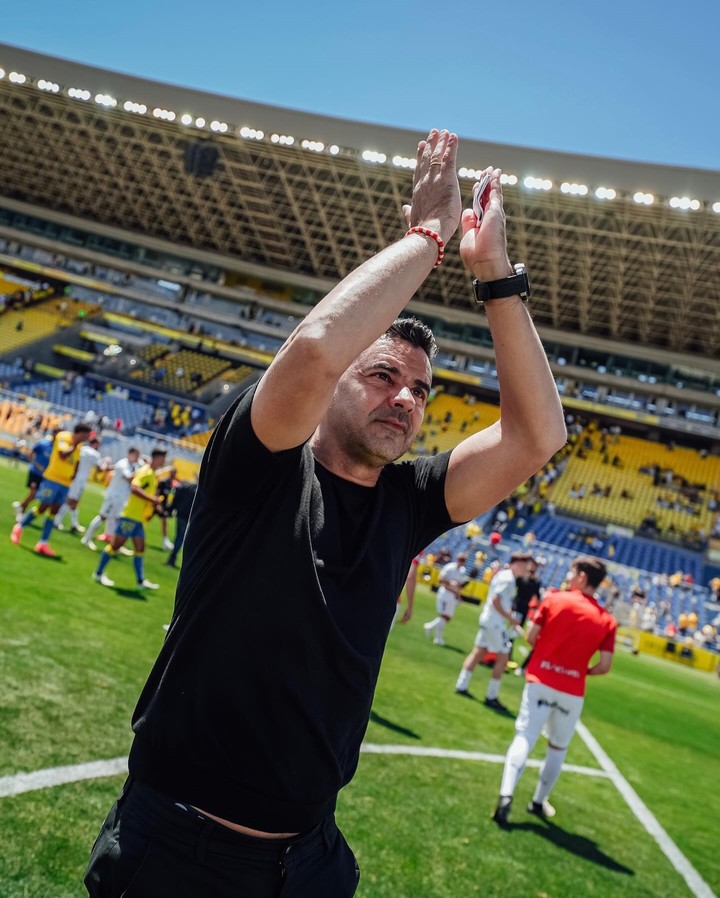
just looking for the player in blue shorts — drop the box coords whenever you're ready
[11,423,92,556]
[93,448,168,589]
[11,429,58,522]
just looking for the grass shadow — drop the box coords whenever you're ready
[369,709,420,740]
[509,820,635,875]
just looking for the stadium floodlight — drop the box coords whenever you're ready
[392,155,416,169]
[37,79,60,93]
[712,202,720,214]
[195,117,206,128]
[210,120,229,133]
[560,182,589,196]
[239,126,264,140]
[524,176,552,190]
[361,149,387,164]
[152,107,176,121]
[180,113,193,126]
[123,100,147,114]
[670,196,701,210]
[328,144,340,155]
[0,68,5,79]
[270,133,294,145]
[633,192,654,205]
[500,173,518,185]
[301,139,325,152]
[94,94,118,108]
[68,87,92,101]
[595,186,616,200]
[9,71,27,84]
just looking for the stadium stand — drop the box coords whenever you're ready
[553,429,719,538]
[0,45,718,645]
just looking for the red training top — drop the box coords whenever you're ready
[526,588,616,697]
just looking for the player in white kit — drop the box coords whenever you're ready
[455,552,533,709]
[423,551,469,645]
[81,447,141,551]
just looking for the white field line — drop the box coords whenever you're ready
[0,743,607,800]
[576,721,716,898]
[0,757,128,798]
[360,742,608,777]
[3,736,714,898]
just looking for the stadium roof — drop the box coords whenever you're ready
[1,43,719,359]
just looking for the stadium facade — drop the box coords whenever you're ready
[0,42,718,438]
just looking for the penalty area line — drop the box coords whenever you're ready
[576,721,716,898]
[0,757,128,798]
[360,742,609,777]
[0,742,609,800]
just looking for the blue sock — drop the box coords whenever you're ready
[20,510,35,527]
[40,516,54,542]
[133,555,144,583]
[96,550,112,576]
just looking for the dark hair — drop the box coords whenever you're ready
[510,551,533,564]
[73,423,93,434]
[128,446,140,455]
[151,447,168,458]
[385,316,438,360]
[572,555,607,589]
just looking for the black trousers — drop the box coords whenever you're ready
[84,779,360,897]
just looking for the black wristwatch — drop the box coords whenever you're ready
[472,263,530,304]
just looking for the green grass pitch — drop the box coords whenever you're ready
[0,457,718,898]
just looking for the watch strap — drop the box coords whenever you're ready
[473,266,530,303]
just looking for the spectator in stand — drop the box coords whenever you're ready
[493,555,616,825]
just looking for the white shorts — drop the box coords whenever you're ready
[474,624,511,654]
[67,481,86,502]
[436,593,458,619]
[99,493,126,519]
[515,681,584,750]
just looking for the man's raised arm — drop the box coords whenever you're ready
[251,129,461,452]
[444,169,567,523]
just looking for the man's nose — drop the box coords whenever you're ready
[392,386,415,409]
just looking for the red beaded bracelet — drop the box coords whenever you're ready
[405,226,445,268]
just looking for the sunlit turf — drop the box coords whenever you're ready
[0,458,718,897]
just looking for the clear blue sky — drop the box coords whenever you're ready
[3,0,719,170]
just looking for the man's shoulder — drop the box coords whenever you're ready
[492,568,514,587]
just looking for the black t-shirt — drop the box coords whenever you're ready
[513,576,541,618]
[129,384,454,831]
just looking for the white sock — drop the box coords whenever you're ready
[434,619,447,640]
[533,746,567,804]
[424,616,441,630]
[456,668,472,691]
[55,504,69,527]
[71,508,79,527]
[499,735,530,797]
[85,515,102,541]
[486,677,501,701]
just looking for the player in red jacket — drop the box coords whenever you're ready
[492,555,616,825]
